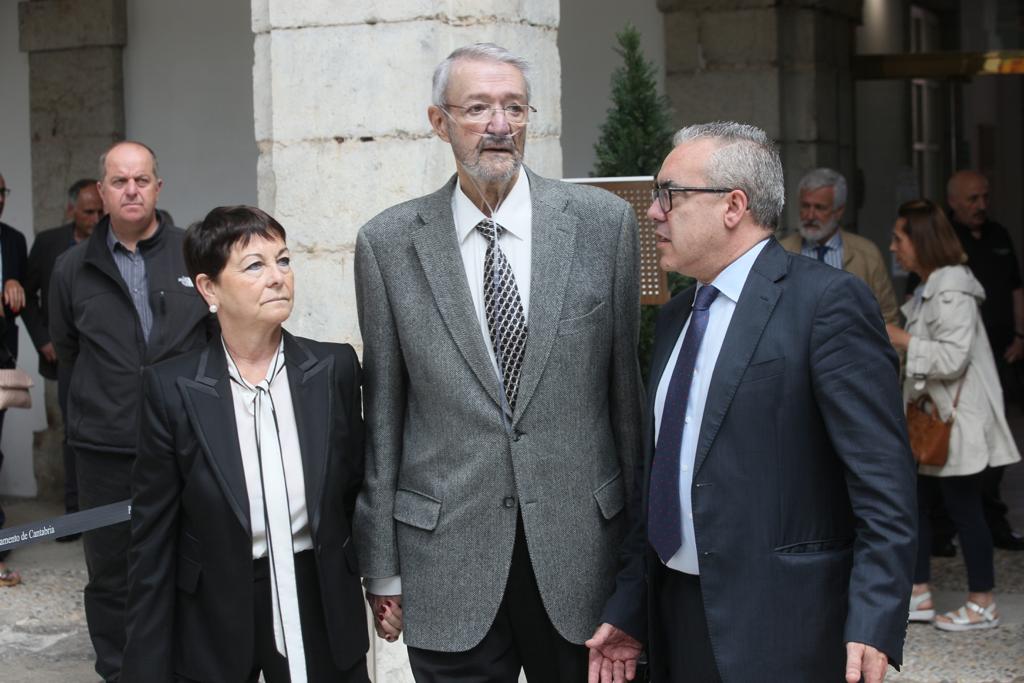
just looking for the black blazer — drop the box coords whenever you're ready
[122,332,369,682]
[602,239,917,681]
[22,223,75,379]
[0,221,28,365]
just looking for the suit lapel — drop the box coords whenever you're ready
[693,240,787,475]
[283,332,332,538]
[410,178,503,408]
[512,171,580,423]
[177,341,251,535]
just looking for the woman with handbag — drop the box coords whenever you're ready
[886,199,1020,632]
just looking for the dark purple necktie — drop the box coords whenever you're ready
[815,245,829,262]
[648,284,719,563]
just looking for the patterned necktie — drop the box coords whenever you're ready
[476,219,528,413]
[648,284,719,563]
[815,245,829,262]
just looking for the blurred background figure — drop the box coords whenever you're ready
[887,199,1021,632]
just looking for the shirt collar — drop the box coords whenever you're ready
[454,170,531,244]
[704,238,770,304]
[803,229,843,252]
[222,336,287,395]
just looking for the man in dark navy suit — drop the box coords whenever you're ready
[588,122,917,683]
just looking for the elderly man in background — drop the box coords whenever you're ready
[780,167,899,324]
[23,178,103,524]
[355,43,642,681]
[50,142,212,681]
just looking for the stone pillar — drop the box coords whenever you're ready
[18,0,127,502]
[19,0,126,229]
[250,0,562,676]
[659,0,861,232]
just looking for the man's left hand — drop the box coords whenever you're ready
[845,642,888,683]
[586,623,642,683]
[1004,337,1024,363]
[3,280,24,313]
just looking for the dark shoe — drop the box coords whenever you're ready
[931,538,957,557]
[993,532,1024,551]
[55,532,81,543]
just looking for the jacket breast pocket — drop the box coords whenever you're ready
[557,302,606,337]
[740,356,784,384]
[393,488,442,531]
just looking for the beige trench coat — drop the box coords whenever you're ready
[902,265,1021,476]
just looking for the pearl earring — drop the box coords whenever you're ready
[209,304,218,314]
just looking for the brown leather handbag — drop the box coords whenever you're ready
[905,378,964,467]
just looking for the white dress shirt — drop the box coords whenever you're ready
[653,239,768,574]
[223,339,313,559]
[365,171,534,598]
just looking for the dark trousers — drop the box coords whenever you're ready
[77,446,133,682]
[0,322,17,563]
[240,550,369,683]
[57,365,77,513]
[915,473,995,592]
[651,568,722,683]
[407,515,588,682]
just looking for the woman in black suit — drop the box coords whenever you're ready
[123,206,369,682]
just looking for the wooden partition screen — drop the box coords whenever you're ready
[563,176,667,305]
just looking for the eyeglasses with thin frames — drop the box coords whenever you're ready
[443,103,536,125]
[652,183,733,213]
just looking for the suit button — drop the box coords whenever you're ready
[503,496,516,509]
[512,431,523,442]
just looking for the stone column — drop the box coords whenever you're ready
[659,0,861,231]
[18,0,126,502]
[251,0,562,676]
[19,0,126,229]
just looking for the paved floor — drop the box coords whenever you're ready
[2,436,1023,682]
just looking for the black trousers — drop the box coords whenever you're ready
[76,446,133,682]
[915,473,995,592]
[57,364,77,513]
[243,550,369,683]
[407,515,588,682]
[0,322,17,563]
[650,568,722,683]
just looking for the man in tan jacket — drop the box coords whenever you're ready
[780,167,899,324]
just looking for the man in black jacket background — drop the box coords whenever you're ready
[50,142,213,682]
[23,178,103,521]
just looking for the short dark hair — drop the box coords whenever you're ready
[184,206,287,282]
[897,199,966,272]
[67,178,98,206]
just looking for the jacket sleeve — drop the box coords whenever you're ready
[904,291,976,382]
[865,248,900,325]
[352,229,405,580]
[21,236,49,349]
[810,274,917,667]
[338,345,366,524]
[49,253,79,367]
[122,367,181,683]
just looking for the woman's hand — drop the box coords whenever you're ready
[3,279,25,313]
[886,323,911,351]
[366,592,403,642]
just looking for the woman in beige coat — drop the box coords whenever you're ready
[886,199,1021,632]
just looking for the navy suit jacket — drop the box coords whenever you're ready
[603,238,916,681]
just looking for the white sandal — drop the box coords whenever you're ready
[934,601,1000,632]
[909,591,935,622]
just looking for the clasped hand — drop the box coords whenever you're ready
[365,592,403,642]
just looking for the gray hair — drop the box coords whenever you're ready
[98,141,160,182]
[66,178,98,207]
[673,122,785,230]
[432,43,532,108]
[798,167,847,209]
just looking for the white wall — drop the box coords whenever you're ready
[124,0,257,227]
[0,0,47,499]
[559,0,664,177]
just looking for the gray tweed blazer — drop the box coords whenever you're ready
[353,167,643,651]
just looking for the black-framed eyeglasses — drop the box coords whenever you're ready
[443,103,536,125]
[652,183,733,213]
[0,188,10,198]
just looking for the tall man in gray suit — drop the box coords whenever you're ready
[354,43,643,681]
[587,123,917,683]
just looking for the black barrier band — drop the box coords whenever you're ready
[0,500,131,552]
